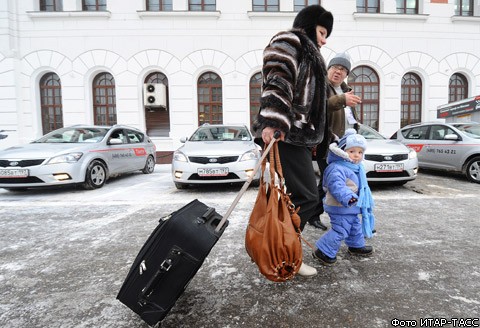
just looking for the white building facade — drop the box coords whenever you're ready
[1,0,479,162]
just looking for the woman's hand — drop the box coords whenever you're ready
[262,127,284,144]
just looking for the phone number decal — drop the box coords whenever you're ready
[425,148,457,155]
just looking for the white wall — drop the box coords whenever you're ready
[1,0,480,152]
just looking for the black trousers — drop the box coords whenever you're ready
[311,156,328,219]
[277,142,319,231]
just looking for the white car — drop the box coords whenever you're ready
[0,125,156,191]
[359,124,418,185]
[172,124,261,189]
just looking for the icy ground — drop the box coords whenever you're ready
[0,165,479,327]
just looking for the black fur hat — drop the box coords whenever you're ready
[293,5,333,44]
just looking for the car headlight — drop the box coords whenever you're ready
[240,149,260,162]
[173,151,188,162]
[46,152,83,165]
[408,148,417,159]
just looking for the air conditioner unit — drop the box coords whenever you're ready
[143,83,167,108]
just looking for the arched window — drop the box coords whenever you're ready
[145,72,169,137]
[93,72,117,125]
[40,73,63,134]
[249,72,262,130]
[348,66,380,130]
[197,72,222,125]
[449,73,468,103]
[401,73,422,127]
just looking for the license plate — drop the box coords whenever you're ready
[374,163,404,172]
[0,168,29,178]
[197,167,229,176]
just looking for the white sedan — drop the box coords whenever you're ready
[172,124,261,189]
[0,125,156,191]
[359,124,418,185]
[391,122,480,183]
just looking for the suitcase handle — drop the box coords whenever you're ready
[196,207,215,224]
[140,248,182,299]
[141,257,175,299]
[214,131,281,233]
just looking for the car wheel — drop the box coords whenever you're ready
[175,182,188,189]
[83,160,107,190]
[465,156,480,183]
[142,155,155,174]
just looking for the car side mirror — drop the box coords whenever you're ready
[180,137,188,143]
[108,138,123,145]
[444,134,460,141]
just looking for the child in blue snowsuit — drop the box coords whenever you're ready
[312,129,375,265]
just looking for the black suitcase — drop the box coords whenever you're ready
[116,199,227,326]
[116,131,280,326]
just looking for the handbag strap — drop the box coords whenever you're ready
[267,142,318,252]
[215,131,281,233]
[301,235,316,251]
[273,142,283,179]
[268,142,286,191]
[268,143,276,185]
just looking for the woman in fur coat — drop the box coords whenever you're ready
[252,4,334,277]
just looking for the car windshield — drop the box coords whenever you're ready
[357,124,385,140]
[189,126,251,141]
[452,124,480,139]
[33,127,109,143]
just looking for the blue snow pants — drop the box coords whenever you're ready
[315,213,365,258]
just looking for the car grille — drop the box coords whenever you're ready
[366,171,409,178]
[0,159,45,167]
[0,177,44,184]
[188,173,240,181]
[364,154,408,162]
[188,156,239,164]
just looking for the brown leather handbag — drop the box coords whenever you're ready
[245,142,303,282]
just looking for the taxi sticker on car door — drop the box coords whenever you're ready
[133,148,147,156]
[407,144,424,153]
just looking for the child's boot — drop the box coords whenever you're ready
[312,249,337,265]
[348,246,374,256]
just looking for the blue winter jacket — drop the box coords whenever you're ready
[322,161,361,215]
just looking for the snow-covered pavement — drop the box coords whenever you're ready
[0,165,479,327]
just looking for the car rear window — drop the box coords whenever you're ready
[454,124,480,139]
[127,130,145,143]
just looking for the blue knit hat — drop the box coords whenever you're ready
[338,128,367,151]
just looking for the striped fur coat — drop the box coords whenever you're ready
[253,28,329,149]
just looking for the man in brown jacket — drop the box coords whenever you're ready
[308,52,362,230]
